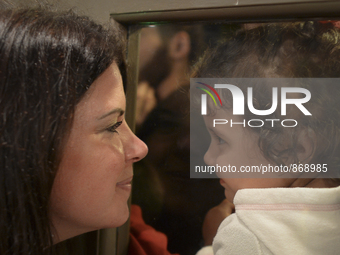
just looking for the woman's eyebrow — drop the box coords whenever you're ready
[98,108,124,120]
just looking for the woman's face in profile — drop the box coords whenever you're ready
[49,63,148,242]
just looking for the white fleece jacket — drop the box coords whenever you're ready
[197,186,340,255]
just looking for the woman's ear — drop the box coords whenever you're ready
[168,31,191,60]
[296,127,316,163]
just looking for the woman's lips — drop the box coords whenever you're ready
[116,177,133,191]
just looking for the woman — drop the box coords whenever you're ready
[0,6,147,255]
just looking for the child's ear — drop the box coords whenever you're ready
[168,31,191,60]
[296,127,316,163]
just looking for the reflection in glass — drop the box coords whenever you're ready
[132,20,340,255]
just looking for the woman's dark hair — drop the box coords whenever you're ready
[0,7,125,255]
[193,21,340,179]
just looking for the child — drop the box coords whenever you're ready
[193,21,340,254]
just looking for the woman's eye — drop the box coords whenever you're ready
[106,121,123,133]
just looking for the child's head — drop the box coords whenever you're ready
[193,22,340,201]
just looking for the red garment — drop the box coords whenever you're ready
[319,20,340,28]
[128,205,179,255]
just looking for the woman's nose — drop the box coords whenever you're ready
[125,130,148,163]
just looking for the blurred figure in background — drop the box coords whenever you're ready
[136,25,204,125]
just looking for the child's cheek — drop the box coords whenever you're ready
[220,178,239,201]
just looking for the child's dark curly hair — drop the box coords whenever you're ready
[193,21,340,181]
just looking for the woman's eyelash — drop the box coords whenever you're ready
[106,121,123,133]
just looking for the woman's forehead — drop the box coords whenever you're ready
[75,64,125,118]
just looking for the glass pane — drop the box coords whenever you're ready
[132,19,340,255]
